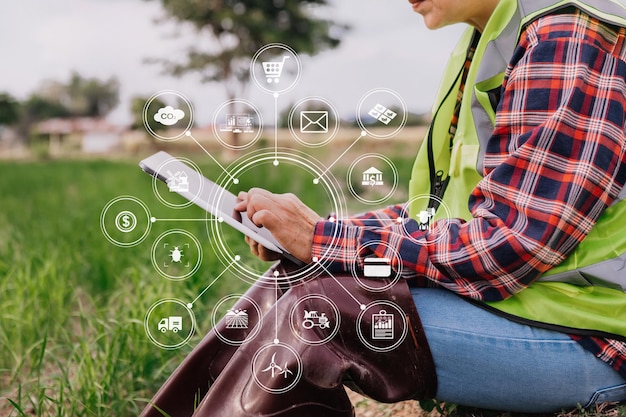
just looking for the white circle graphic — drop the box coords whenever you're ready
[251,342,303,394]
[100,196,152,247]
[151,156,205,209]
[288,294,341,345]
[212,99,264,150]
[401,194,452,245]
[356,88,408,139]
[351,241,402,292]
[151,229,203,281]
[143,90,194,141]
[356,300,408,353]
[211,294,263,346]
[250,44,302,94]
[207,149,347,288]
[347,153,399,205]
[287,97,340,147]
[144,298,196,350]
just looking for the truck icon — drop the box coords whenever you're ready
[158,316,183,333]
[302,310,330,329]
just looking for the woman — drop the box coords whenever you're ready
[140,0,626,415]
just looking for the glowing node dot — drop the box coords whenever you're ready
[233,178,239,185]
[218,217,224,223]
[396,217,403,223]
[187,303,193,309]
[273,338,280,344]
[273,270,280,277]
[328,217,336,223]
[185,130,192,137]
[150,217,157,223]
[360,304,366,311]
[312,256,319,263]
[234,255,241,261]
[313,178,320,185]
[273,160,279,166]
[273,93,279,99]
[361,130,367,137]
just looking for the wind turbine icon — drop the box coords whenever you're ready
[261,352,293,379]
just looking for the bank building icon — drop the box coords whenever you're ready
[362,167,384,187]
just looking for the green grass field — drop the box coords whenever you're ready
[0,152,412,416]
[0,155,623,417]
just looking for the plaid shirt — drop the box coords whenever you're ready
[312,10,626,378]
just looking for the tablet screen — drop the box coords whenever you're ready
[139,151,301,264]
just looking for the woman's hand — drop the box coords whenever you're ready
[234,188,323,264]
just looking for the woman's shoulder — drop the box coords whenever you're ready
[523,7,625,55]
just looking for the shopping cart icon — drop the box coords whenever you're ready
[262,56,290,83]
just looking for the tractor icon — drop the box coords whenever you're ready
[302,310,330,329]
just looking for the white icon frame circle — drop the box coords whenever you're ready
[351,241,403,292]
[212,99,264,151]
[401,194,452,245]
[356,300,408,353]
[288,294,341,346]
[151,229,203,281]
[346,153,399,205]
[207,149,347,288]
[287,96,340,147]
[114,210,138,233]
[251,342,303,394]
[143,90,194,141]
[211,294,263,346]
[100,196,152,247]
[356,88,408,139]
[250,43,302,95]
[144,298,196,350]
[151,156,205,209]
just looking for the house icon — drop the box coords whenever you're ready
[362,167,384,186]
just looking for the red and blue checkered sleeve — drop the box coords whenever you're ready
[312,13,626,302]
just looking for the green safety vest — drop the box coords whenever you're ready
[408,0,626,339]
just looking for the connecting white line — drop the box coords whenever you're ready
[315,132,366,181]
[331,217,404,224]
[273,93,280,165]
[150,217,219,223]
[185,131,239,184]
[187,256,240,308]
[274,269,280,344]
[314,257,366,310]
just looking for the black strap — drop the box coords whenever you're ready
[426,31,480,211]
[426,64,464,210]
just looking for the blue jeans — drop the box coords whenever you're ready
[411,287,626,413]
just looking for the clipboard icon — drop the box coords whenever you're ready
[300,111,328,134]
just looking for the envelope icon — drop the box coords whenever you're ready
[300,111,328,134]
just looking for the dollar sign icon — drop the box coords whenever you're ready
[115,211,137,233]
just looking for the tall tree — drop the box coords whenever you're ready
[150,0,348,103]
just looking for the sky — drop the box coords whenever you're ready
[0,0,466,126]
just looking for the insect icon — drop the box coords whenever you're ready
[170,246,184,263]
[163,242,191,268]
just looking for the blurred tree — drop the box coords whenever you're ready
[149,0,348,144]
[0,93,20,126]
[16,73,120,144]
[63,73,120,117]
[22,74,120,121]
[131,95,167,132]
